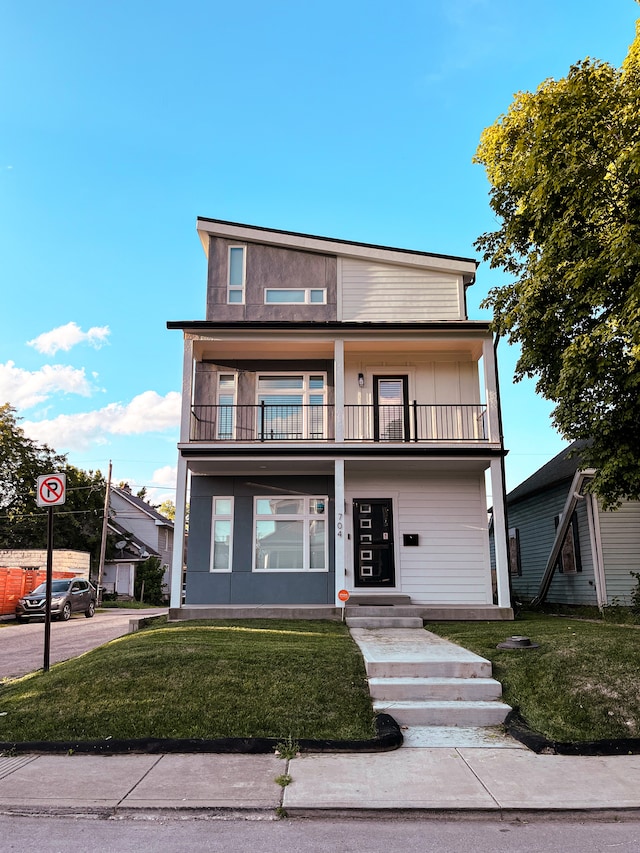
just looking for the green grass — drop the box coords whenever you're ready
[429,613,640,743]
[0,620,375,743]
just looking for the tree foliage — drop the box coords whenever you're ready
[0,403,109,567]
[475,20,640,507]
[134,555,166,605]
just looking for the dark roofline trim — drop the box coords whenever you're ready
[178,445,506,460]
[167,320,492,333]
[197,216,479,269]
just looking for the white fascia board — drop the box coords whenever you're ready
[196,219,477,279]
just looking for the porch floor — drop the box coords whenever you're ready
[168,603,514,622]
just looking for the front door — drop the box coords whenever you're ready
[374,376,410,441]
[353,498,395,587]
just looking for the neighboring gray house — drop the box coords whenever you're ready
[167,218,513,618]
[500,441,640,608]
[102,485,174,599]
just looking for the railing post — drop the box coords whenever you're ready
[260,401,266,442]
[412,400,418,442]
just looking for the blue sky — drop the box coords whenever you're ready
[1,0,638,505]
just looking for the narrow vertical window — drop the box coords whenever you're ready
[228,246,245,303]
[217,373,236,439]
[211,498,233,571]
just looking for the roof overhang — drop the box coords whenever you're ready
[196,217,478,285]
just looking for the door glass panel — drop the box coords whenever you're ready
[377,378,406,441]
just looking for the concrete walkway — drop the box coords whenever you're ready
[1,746,640,817]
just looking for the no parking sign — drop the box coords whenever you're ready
[36,474,67,507]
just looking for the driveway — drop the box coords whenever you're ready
[0,608,167,682]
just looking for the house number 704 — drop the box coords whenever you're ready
[336,512,343,537]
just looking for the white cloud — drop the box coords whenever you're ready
[146,465,178,506]
[21,391,181,451]
[27,322,110,356]
[0,360,93,409]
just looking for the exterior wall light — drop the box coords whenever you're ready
[358,373,365,387]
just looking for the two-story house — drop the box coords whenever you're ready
[102,485,174,599]
[168,218,512,619]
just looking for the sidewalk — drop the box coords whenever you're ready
[2,741,640,817]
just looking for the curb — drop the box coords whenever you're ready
[505,709,640,756]
[0,713,402,756]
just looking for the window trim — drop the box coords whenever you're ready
[264,288,326,305]
[256,372,327,440]
[210,497,234,572]
[227,246,246,304]
[252,495,328,572]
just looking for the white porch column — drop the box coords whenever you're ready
[334,458,346,604]
[334,338,345,442]
[482,337,501,444]
[490,457,511,608]
[170,456,189,609]
[170,336,194,609]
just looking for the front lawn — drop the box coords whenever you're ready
[0,620,376,743]
[430,613,640,743]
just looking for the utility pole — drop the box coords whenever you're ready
[96,460,112,605]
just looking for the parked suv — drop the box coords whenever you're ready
[16,578,97,622]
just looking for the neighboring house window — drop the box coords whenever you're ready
[508,527,522,576]
[264,288,326,304]
[217,373,237,439]
[211,498,233,571]
[554,512,582,574]
[254,496,327,571]
[227,246,245,303]
[257,373,326,440]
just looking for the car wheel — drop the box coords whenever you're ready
[85,601,95,618]
[60,602,72,621]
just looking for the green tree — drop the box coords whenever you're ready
[0,403,110,568]
[134,555,166,605]
[158,499,175,521]
[475,19,640,508]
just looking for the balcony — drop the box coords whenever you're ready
[190,403,488,443]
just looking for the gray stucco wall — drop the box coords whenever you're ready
[186,474,335,605]
[205,237,338,322]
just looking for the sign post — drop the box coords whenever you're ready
[37,474,66,673]
[338,588,350,622]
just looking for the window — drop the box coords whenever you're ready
[254,496,327,571]
[217,373,236,439]
[554,512,582,574]
[508,528,521,576]
[227,246,245,303]
[264,288,326,304]
[257,373,326,440]
[210,498,233,571]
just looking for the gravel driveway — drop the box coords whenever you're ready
[0,608,167,681]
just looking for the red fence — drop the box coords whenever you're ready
[0,568,76,616]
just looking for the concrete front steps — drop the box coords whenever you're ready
[349,627,511,730]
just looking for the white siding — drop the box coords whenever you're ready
[341,258,463,321]
[599,500,640,605]
[345,471,492,604]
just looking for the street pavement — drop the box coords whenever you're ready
[0,607,167,680]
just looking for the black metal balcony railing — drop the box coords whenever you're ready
[190,403,488,442]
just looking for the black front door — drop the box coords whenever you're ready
[353,498,395,587]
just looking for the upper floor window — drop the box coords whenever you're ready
[257,373,326,440]
[228,246,245,303]
[264,288,326,304]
